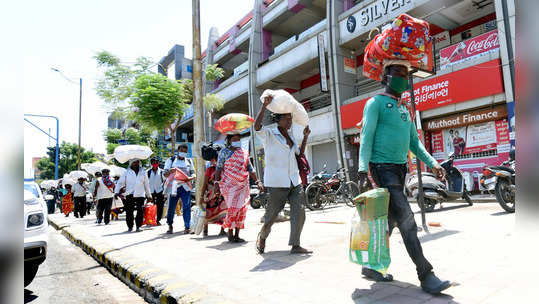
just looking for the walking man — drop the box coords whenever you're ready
[114,159,152,232]
[164,143,196,234]
[72,178,88,218]
[357,63,450,294]
[147,158,165,225]
[254,95,312,254]
[94,168,115,225]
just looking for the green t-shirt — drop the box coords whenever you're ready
[358,94,437,172]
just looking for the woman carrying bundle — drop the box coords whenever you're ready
[200,146,227,237]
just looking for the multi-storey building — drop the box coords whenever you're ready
[197,0,514,186]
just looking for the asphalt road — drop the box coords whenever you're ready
[24,227,146,304]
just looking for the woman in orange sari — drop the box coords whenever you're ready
[62,184,74,217]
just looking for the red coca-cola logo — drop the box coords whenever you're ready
[466,33,499,55]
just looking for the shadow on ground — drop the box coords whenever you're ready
[250,250,312,272]
[351,281,459,303]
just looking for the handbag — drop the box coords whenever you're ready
[295,153,310,185]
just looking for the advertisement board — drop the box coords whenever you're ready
[439,30,499,70]
[463,121,497,154]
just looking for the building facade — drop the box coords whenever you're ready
[196,0,514,187]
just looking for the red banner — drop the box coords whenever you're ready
[439,30,499,70]
[340,59,504,129]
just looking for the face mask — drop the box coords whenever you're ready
[178,152,187,158]
[231,141,241,148]
[388,75,409,94]
[152,163,159,169]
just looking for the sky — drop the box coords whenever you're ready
[15,0,254,171]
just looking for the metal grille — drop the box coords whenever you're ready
[301,93,332,112]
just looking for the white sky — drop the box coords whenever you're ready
[16,0,254,170]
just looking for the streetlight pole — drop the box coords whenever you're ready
[24,114,60,180]
[51,68,82,170]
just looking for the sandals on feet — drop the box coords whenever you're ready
[256,232,266,254]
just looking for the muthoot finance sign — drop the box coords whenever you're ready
[424,105,507,131]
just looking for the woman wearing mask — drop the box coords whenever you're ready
[215,135,263,242]
[200,148,227,237]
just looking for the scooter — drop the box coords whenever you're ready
[406,152,473,212]
[480,149,515,213]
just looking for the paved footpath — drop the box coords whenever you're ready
[49,201,527,304]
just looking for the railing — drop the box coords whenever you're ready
[301,93,332,113]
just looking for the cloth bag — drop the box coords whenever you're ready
[142,204,157,226]
[349,188,391,275]
[189,205,206,235]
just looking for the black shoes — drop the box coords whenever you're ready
[167,225,173,234]
[290,246,313,254]
[420,272,451,294]
[361,267,393,282]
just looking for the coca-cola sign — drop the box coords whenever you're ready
[439,30,500,70]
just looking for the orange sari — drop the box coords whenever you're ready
[62,192,74,215]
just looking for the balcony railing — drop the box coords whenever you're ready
[301,93,332,113]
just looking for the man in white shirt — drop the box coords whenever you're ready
[163,143,196,234]
[72,178,88,218]
[94,168,115,225]
[114,159,152,232]
[254,95,312,254]
[147,158,165,225]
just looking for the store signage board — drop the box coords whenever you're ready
[439,30,499,70]
[424,105,507,131]
[433,31,450,49]
[318,33,329,92]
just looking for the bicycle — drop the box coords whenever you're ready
[305,167,360,210]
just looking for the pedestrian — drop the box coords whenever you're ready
[114,159,152,232]
[164,144,196,234]
[147,158,165,225]
[357,63,450,294]
[61,184,74,217]
[214,135,262,243]
[46,187,58,214]
[89,172,102,222]
[57,182,66,211]
[254,96,312,254]
[201,151,227,237]
[72,178,88,218]
[94,168,115,225]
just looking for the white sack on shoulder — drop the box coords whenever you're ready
[114,145,153,164]
[260,89,309,126]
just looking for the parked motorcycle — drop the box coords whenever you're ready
[249,185,267,209]
[305,166,360,210]
[480,150,515,213]
[406,152,473,212]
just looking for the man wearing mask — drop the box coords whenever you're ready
[164,143,196,234]
[94,168,115,225]
[357,62,450,294]
[147,158,165,225]
[114,159,152,232]
[72,178,88,218]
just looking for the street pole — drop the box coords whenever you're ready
[192,0,205,207]
[408,73,429,233]
[24,114,60,180]
[78,78,82,170]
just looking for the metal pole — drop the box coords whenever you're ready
[55,118,59,180]
[192,0,205,207]
[78,78,82,170]
[408,73,429,233]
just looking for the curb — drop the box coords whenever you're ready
[48,216,235,304]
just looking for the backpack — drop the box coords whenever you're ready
[147,168,164,183]
[167,156,194,173]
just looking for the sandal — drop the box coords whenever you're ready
[256,232,265,254]
[233,237,245,243]
[227,232,234,243]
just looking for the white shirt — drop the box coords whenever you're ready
[95,178,114,200]
[114,168,151,198]
[147,168,164,193]
[164,156,194,191]
[256,126,301,188]
[72,182,88,197]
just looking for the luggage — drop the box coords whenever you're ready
[260,89,309,126]
[142,203,157,226]
[349,188,391,275]
[363,13,434,81]
[113,145,153,164]
[190,205,206,235]
[214,113,255,135]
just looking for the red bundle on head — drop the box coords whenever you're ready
[363,14,434,81]
[214,113,255,135]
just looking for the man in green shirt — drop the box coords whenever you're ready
[358,63,451,294]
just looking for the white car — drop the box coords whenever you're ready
[24,182,48,287]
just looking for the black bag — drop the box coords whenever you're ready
[201,143,223,161]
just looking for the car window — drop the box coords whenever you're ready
[24,184,40,198]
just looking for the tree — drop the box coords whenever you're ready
[131,73,188,153]
[36,142,97,180]
[104,128,122,143]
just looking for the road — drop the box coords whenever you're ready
[24,227,146,304]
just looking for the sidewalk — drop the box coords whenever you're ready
[49,201,520,304]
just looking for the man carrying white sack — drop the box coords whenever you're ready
[254,93,312,255]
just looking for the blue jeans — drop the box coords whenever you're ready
[166,186,191,228]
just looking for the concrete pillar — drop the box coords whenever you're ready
[204,27,220,142]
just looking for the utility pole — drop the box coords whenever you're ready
[192,0,205,207]
[78,77,82,170]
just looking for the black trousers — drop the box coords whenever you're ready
[74,196,86,218]
[124,195,145,229]
[151,192,165,223]
[369,163,434,281]
[96,198,113,224]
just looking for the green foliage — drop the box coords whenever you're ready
[179,79,193,104]
[203,94,226,112]
[124,127,141,143]
[94,50,120,67]
[106,143,120,155]
[205,64,225,82]
[36,142,97,180]
[131,73,188,132]
[104,128,122,143]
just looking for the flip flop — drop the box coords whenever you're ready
[256,232,265,254]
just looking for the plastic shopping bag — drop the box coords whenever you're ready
[142,204,157,226]
[349,188,391,275]
[189,205,206,235]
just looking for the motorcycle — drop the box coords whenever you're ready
[406,152,473,212]
[305,166,360,210]
[480,150,515,213]
[249,185,268,209]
